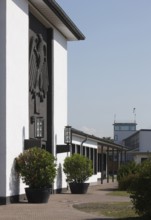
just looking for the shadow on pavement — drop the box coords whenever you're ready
[84,217,144,220]
[96,188,118,192]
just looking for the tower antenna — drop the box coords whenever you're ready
[114,114,116,123]
[133,108,136,123]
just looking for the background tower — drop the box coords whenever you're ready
[113,121,137,145]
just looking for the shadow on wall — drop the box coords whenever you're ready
[56,163,62,193]
[12,0,28,15]
[9,159,20,202]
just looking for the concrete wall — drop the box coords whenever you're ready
[53,29,67,147]
[0,0,7,198]
[51,28,68,190]
[139,131,151,152]
[0,0,29,198]
[55,152,69,190]
[114,130,136,145]
[0,0,76,198]
[134,153,149,164]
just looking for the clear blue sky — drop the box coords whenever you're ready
[57,0,151,138]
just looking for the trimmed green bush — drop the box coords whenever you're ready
[117,161,139,190]
[15,147,57,188]
[63,153,93,183]
[129,159,151,218]
[118,173,136,191]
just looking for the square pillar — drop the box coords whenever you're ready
[0,0,29,204]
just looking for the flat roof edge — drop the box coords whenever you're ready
[71,127,127,150]
[43,0,85,40]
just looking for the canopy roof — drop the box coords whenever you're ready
[71,127,128,152]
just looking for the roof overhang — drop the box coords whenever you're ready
[71,127,128,152]
[29,0,85,41]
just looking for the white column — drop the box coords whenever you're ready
[53,29,68,146]
[0,0,7,198]
[0,0,29,200]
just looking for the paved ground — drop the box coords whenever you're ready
[0,180,130,220]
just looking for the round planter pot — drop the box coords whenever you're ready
[25,188,51,203]
[69,182,89,194]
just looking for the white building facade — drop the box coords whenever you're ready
[0,0,126,204]
[0,0,85,204]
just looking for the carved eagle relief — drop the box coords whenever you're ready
[29,33,49,102]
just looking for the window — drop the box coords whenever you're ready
[130,126,135,131]
[114,126,120,131]
[114,124,136,131]
[35,117,44,138]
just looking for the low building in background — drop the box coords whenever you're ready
[123,129,151,163]
[113,120,151,163]
[62,126,127,186]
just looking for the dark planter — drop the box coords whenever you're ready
[25,188,51,203]
[69,182,89,194]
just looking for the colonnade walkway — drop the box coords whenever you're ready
[0,181,130,220]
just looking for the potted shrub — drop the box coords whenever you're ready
[63,153,93,194]
[15,147,57,203]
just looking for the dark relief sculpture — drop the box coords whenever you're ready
[29,33,49,114]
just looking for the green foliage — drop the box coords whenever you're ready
[117,159,151,217]
[102,137,114,142]
[15,147,57,188]
[117,161,139,181]
[128,159,151,218]
[63,153,93,183]
[117,161,139,190]
[118,174,137,191]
